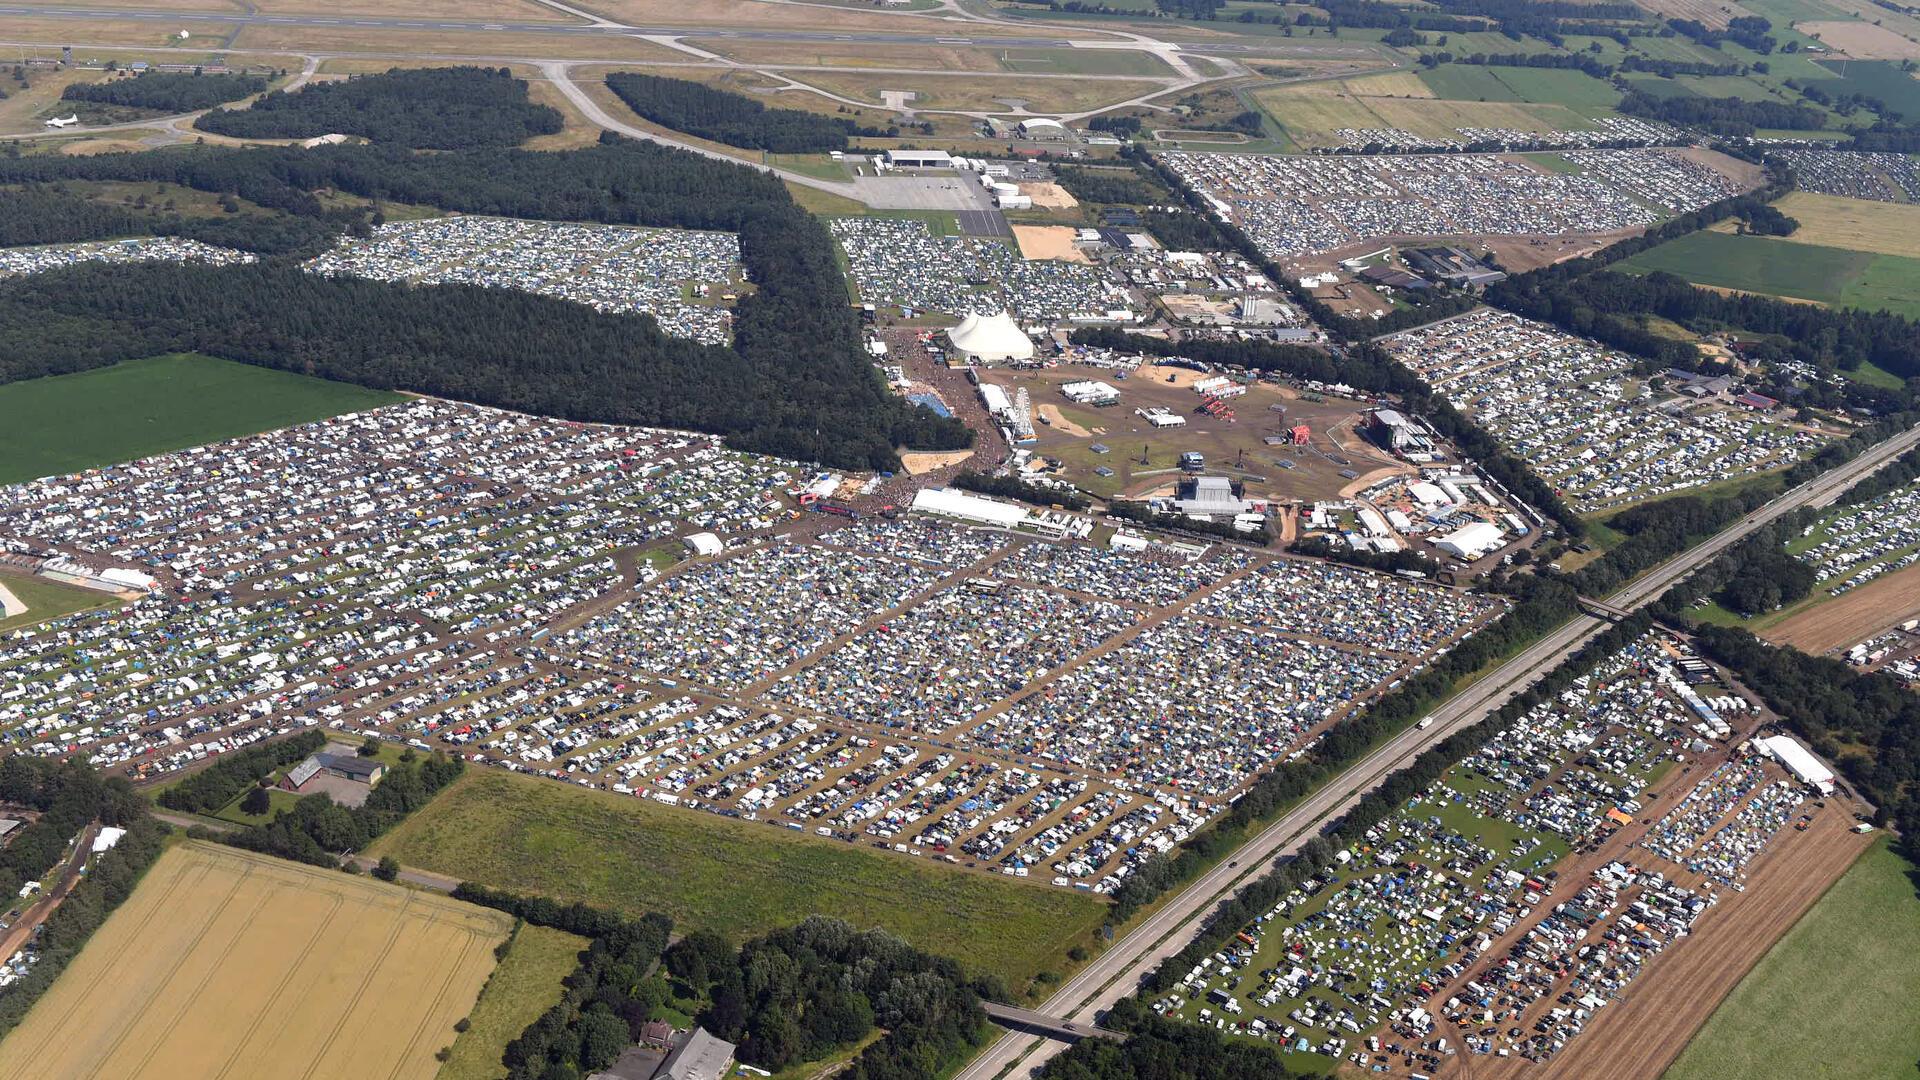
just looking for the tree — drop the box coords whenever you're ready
[576,1011,631,1072]
[239,785,272,817]
[358,737,380,758]
[373,856,400,882]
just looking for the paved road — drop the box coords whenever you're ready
[955,418,1920,1080]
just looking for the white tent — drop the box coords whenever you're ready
[947,311,1035,363]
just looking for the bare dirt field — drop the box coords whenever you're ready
[1798,19,1920,60]
[1515,811,1872,1080]
[1036,402,1092,436]
[899,448,974,475]
[1019,181,1078,209]
[0,842,512,1080]
[1012,224,1088,262]
[1763,562,1920,654]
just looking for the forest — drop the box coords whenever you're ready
[667,917,999,1078]
[62,70,267,113]
[0,757,168,1038]
[0,184,341,255]
[1038,999,1319,1079]
[604,72,889,152]
[1618,90,1827,134]
[195,66,563,149]
[1052,164,1166,206]
[0,135,969,470]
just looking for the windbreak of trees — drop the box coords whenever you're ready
[603,72,888,152]
[1618,90,1828,135]
[0,136,971,470]
[210,750,464,864]
[0,184,344,255]
[63,70,268,112]
[155,730,326,813]
[452,883,676,1080]
[1052,164,1166,206]
[196,66,562,149]
[669,916,1000,1080]
[1134,608,1652,996]
[1109,577,1581,921]
[1037,998,1323,1079]
[953,470,1089,510]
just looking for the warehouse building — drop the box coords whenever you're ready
[1435,520,1506,560]
[883,149,953,169]
[1757,734,1836,796]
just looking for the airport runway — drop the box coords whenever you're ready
[0,4,1384,57]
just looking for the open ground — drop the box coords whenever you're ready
[364,768,1110,993]
[437,923,589,1080]
[0,354,402,485]
[0,841,512,1080]
[1663,836,1920,1080]
[1761,561,1920,653]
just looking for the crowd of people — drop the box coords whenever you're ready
[1384,309,1825,512]
[305,216,743,343]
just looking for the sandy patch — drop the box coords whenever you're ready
[899,449,974,475]
[1763,562,1920,654]
[1798,20,1920,59]
[1036,403,1091,437]
[1138,363,1206,388]
[1011,224,1088,263]
[1338,465,1412,498]
[1017,181,1078,209]
[0,582,22,619]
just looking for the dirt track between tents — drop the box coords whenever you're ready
[1491,810,1871,1080]
[1762,563,1920,654]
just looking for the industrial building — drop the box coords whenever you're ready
[1061,380,1120,406]
[946,312,1035,363]
[1434,520,1506,560]
[682,532,724,557]
[1757,734,1836,796]
[882,149,953,169]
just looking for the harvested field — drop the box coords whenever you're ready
[1632,0,1756,29]
[1665,837,1920,1080]
[0,842,511,1080]
[1760,191,1920,259]
[1762,561,1920,653]
[1798,18,1920,59]
[1012,224,1089,262]
[1504,810,1872,1080]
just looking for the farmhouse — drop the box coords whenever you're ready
[282,750,386,796]
[656,1027,736,1080]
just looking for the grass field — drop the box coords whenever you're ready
[0,842,511,1080]
[1619,230,1920,317]
[1663,837,1920,1080]
[438,924,587,1080]
[1762,191,1920,259]
[364,770,1108,994]
[0,354,402,484]
[0,571,117,632]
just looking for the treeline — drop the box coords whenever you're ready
[1619,90,1828,135]
[0,184,343,255]
[1052,164,1165,206]
[452,883,675,1079]
[63,70,267,112]
[1565,411,1919,600]
[953,470,1091,511]
[1037,998,1320,1079]
[1110,576,1581,921]
[1107,498,1272,545]
[155,729,326,813]
[212,750,463,864]
[1489,263,1920,382]
[196,66,562,149]
[1668,14,1776,53]
[1069,327,1583,536]
[0,811,167,1039]
[1133,601,1646,994]
[0,754,148,903]
[1288,534,1445,577]
[1417,50,1613,81]
[0,136,971,470]
[1142,208,1232,252]
[603,72,889,153]
[1690,625,1920,861]
[671,917,998,1078]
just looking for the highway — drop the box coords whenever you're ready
[956,418,1920,1080]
